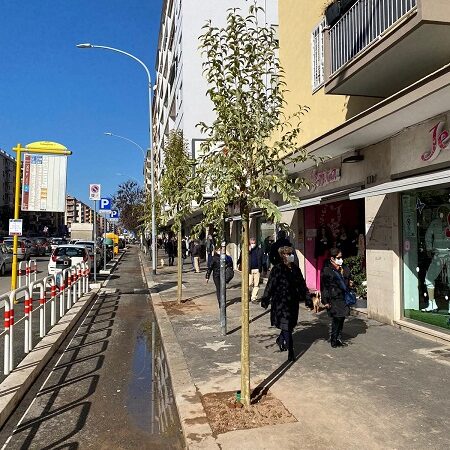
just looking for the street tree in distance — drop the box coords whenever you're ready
[192,4,315,406]
[112,180,144,234]
[160,130,195,303]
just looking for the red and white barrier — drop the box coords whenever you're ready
[2,261,90,376]
[17,260,38,288]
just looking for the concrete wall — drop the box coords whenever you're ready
[180,0,278,159]
[365,194,401,324]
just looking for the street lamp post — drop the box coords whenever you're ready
[77,43,157,275]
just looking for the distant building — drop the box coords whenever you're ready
[0,149,15,232]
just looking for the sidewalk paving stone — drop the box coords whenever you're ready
[146,255,450,449]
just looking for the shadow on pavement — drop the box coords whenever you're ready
[252,316,369,402]
[10,292,119,448]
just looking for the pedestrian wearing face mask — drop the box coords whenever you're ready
[237,237,263,303]
[321,247,352,348]
[261,246,307,362]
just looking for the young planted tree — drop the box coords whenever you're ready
[160,130,195,303]
[192,4,315,406]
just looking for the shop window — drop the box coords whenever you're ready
[402,188,450,331]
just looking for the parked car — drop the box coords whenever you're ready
[34,237,50,256]
[24,238,40,257]
[75,240,103,270]
[50,237,67,251]
[0,244,13,275]
[48,245,90,275]
[3,238,31,261]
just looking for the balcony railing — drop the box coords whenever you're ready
[329,0,417,74]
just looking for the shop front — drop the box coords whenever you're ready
[402,186,450,331]
[304,198,365,292]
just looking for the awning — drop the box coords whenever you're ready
[278,186,362,212]
[350,169,450,200]
[278,195,322,212]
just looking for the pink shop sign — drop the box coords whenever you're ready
[312,168,341,187]
[421,121,450,162]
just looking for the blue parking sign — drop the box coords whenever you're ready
[99,197,112,212]
[110,210,119,221]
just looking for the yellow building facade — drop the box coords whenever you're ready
[279,0,377,146]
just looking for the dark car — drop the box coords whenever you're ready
[33,237,49,256]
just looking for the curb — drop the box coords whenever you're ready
[0,248,127,428]
[139,253,218,450]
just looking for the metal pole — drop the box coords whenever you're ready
[11,144,22,291]
[77,44,157,275]
[219,239,227,336]
[93,200,97,282]
[103,224,107,271]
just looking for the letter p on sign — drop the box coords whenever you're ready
[99,198,112,211]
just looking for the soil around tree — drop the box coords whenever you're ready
[201,390,297,436]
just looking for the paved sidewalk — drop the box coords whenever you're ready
[144,254,450,450]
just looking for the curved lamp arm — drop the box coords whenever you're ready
[104,132,146,159]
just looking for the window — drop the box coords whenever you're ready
[402,188,450,331]
[311,19,325,92]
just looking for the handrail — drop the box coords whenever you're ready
[3,262,90,376]
[329,0,417,74]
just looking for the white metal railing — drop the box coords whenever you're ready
[329,0,417,74]
[17,259,37,288]
[2,262,90,376]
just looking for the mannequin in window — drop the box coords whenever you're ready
[422,205,450,313]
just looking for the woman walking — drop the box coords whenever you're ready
[321,248,352,348]
[261,246,307,362]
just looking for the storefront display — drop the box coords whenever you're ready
[304,199,365,291]
[402,188,450,331]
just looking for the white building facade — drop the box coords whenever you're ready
[152,0,278,187]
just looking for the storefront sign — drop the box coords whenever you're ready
[421,121,450,162]
[312,168,341,187]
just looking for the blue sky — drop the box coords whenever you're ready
[0,0,162,204]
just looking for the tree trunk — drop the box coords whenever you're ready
[177,228,183,303]
[240,208,250,406]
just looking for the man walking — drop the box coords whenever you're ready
[191,239,201,273]
[238,237,263,303]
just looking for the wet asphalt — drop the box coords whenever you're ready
[0,247,183,449]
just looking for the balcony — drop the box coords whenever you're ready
[324,0,450,97]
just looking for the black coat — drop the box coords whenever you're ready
[262,263,307,331]
[205,254,233,280]
[320,261,351,318]
[237,246,263,272]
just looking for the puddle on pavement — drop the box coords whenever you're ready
[126,318,184,448]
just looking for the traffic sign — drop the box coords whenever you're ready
[89,184,101,200]
[99,197,112,214]
[9,219,23,236]
[110,210,119,221]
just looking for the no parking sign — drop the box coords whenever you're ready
[89,184,101,200]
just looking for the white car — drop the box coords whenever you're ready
[48,245,90,275]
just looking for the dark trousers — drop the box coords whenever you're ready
[213,277,221,305]
[168,254,175,266]
[331,317,345,343]
[279,330,294,354]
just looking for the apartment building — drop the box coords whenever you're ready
[152,0,278,185]
[0,149,15,231]
[271,0,450,341]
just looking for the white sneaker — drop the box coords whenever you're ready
[421,299,438,312]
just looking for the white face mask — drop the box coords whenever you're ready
[286,254,295,263]
[334,258,343,266]
[250,243,256,249]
